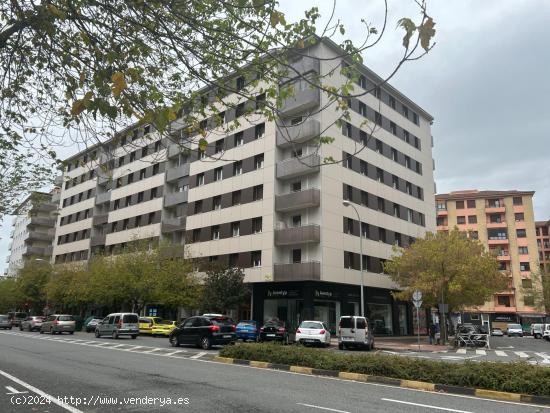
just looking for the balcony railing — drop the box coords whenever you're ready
[164,191,188,208]
[161,216,187,233]
[92,213,108,226]
[488,235,508,240]
[22,246,46,257]
[279,87,320,117]
[28,217,56,227]
[166,163,190,182]
[275,188,320,213]
[273,261,320,282]
[26,231,52,242]
[276,119,320,148]
[95,191,111,205]
[274,224,320,246]
[276,154,320,180]
[90,234,106,247]
[167,144,181,159]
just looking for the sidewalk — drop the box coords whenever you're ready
[330,335,452,352]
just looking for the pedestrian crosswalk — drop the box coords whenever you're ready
[433,347,550,361]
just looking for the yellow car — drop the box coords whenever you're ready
[151,321,177,337]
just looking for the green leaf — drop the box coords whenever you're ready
[397,18,416,49]
[198,138,208,152]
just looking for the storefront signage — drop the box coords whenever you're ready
[315,290,338,299]
[266,289,300,298]
[491,314,516,322]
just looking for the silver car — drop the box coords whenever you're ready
[0,315,12,330]
[20,316,45,332]
[95,313,139,339]
[338,316,375,350]
[40,314,76,335]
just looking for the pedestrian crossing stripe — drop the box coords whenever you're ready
[494,350,507,356]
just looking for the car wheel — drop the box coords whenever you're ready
[19,325,23,331]
[338,343,344,350]
[94,330,100,338]
[27,325,31,332]
[131,335,137,339]
[169,335,180,347]
[112,331,118,340]
[200,336,212,350]
[50,328,54,335]
[40,329,44,334]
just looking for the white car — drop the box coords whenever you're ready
[543,324,550,341]
[295,321,331,347]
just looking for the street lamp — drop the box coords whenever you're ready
[342,200,364,317]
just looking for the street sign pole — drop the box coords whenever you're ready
[416,306,420,350]
[412,291,423,351]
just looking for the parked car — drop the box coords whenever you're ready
[40,315,76,335]
[235,320,260,342]
[169,315,236,350]
[8,312,27,327]
[506,323,524,337]
[85,318,103,333]
[491,328,504,336]
[542,324,550,341]
[295,321,331,347]
[531,324,544,339]
[0,315,12,330]
[139,317,166,334]
[338,316,374,350]
[95,313,139,339]
[259,320,290,344]
[20,316,45,331]
[151,320,177,337]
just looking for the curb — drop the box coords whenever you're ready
[213,356,550,406]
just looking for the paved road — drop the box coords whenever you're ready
[1,330,549,412]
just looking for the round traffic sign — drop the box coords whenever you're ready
[412,290,422,301]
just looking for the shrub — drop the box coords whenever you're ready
[220,343,550,396]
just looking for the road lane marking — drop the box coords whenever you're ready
[142,348,161,353]
[0,369,84,413]
[5,385,28,394]
[164,350,186,356]
[456,348,466,354]
[494,351,507,357]
[296,403,351,413]
[475,349,486,355]
[190,352,207,359]
[112,344,125,348]
[515,352,529,358]
[381,398,473,413]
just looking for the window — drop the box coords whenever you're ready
[360,130,368,146]
[130,151,136,162]
[191,200,202,214]
[211,226,220,240]
[153,163,160,174]
[402,105,409,118]
[154,140,161,152]
[389,95,396,109]
[455,200,464,209]
[292,215,302,227]
[519,262,530,272]
[405,155,411,168]
[345,185,353,201]
[516,229,527,238]
[376,168,383,182]
[233,161,242,176]
[137,192,144,203]
[457,216,466,225]
[197,173,204,186]
[254,154,264,169]
[467,199,476,208]
[192,229,201,243]
[125,195,131,207]
[292,181,302,192]
[147,212,155,225]
[374,86,381,99]
[151,187,157,198]
[343,122,352,138]
[122,219,129,230]
[292,147,303,158]
[375,139,383,153]
[360,160,368,176]
[255,123,265,139]
[518,246,528,254]
[497,296,511,307]
[360,222,368,238]
[251,250,261,267]
[344,153,352,169]
[231,222,240,237]
[515,213,524,222]
[359,102,367,117]
[358,75,366,89]
[234,132,243,146]
[232,190,241,206]
[214,167,223,181]
[522,279,533,289]
[141,147,148,158]
[436,217,446,226]
[255,93,265,109]
[513,196,523,206]
[253,185,263,201]
[252,217,263,234]
[470,231,479,240]
[345,218,353,234]
[114,199,120,210]
[406,182,412,195]
[215,139,224,154]
[139,168,146,179]
[413,112,419,125]
[375,112,382,126]
[135,216,142,227]
[236,76,245,90]
[361,191,368,207]
[377,197,384,211]
[378,228,387,243]
[291,249,302,264]
[213,196,221,210]
[390,122,397,135]
[468,215,477,224]
[228,253,239,268]
[235,102,245,118]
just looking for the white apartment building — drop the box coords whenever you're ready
[51,38,436,335]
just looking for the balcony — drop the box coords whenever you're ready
[166,163,190,182]
[276,119,320,148]
[26,231,52,242]
[95,191,111,205]
[486,220,507,229]
[487,237,509,245]
[54,175,63,186]
[22,246,46,257]
[274,224,320,246]
[276,154,320,180]
[273,261,321,282]
[279,87,320,117]
[167,144,181,158]
[90,234,106,247]
[28,217,56,227]
[275,188,320,213]
[161,216,187,233]
[283,57,320,79]
[44,245,53,258]
[164,191,188,208]
[51,192,61,204]
[485,204,505,213]
[34,201,57,213]
[92,213,108,226]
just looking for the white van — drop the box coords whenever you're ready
[338,316,374,350]
[95,313,139,339]
[543,324,550,341]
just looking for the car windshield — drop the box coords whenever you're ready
[300,322,323,329]
[492,328,501,331]
[264,321,283,327]
[211,318,234,326]
[0,316,8,320]
[15,313,27,318]
[123,314,138,323]
[58,316,74,321]
[158,320,172,325]
[508,324,522,329]
[237,322,256,327]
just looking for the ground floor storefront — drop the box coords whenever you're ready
[456,312,547,330]
[251,281,414,336]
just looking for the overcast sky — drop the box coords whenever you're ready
[1,1,549,273]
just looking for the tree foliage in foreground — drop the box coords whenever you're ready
[385,228,508,311]
[200,265,249,314]
[0,0,436,215]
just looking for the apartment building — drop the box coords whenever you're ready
[536,219,550,272]
[6,192,57,276]
[435,190,544,328]
[51,38,436,335]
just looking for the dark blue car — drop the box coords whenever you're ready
[236,320,259,342]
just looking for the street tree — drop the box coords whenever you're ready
[0,277,21,313]
[384,228,508,342]
[0,0,436,215]
[14,259,52,314]
[519,269,549,314]
[201,265,249,315]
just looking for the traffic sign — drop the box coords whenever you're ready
[413,299,422,308]
[412,290,422,301]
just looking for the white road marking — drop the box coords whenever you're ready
[165,350,186,356]
[475,349,486,355]
[497,346,514,349]
[456,348,466,354]
[535,353,550,364]
[494,350,507,357]
[127,346,143,351]
[142,348,161,353]
[297,403,351,413]
[0,369,84,413]
[112,344,125,348]
[190,351,207,359]
[381,398,473,413]
[515,352,529,358]
[5,385,28,394]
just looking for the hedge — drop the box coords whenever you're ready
[220,343,550,396]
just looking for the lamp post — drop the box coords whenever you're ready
[343,201,364,317]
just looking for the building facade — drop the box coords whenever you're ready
[536,219,550,272]
[435,190,545,328]
[6,192,57,276]
[50,38,436,335]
